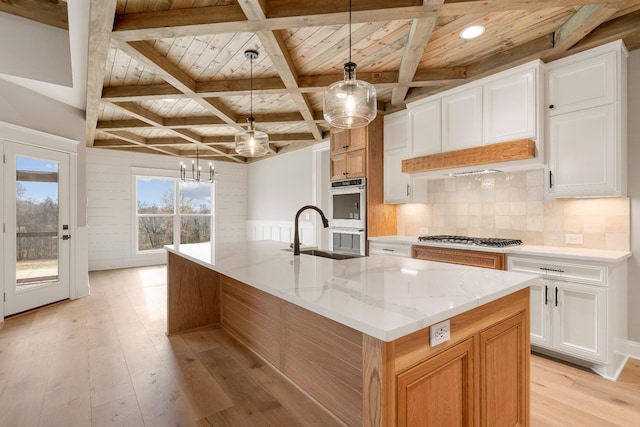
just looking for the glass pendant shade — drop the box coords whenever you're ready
[234,49,269,157]
[234,127,269,157]
[324,65,377,130]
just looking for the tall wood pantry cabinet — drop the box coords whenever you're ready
[329,117,396,238]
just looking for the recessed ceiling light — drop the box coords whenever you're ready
[460,25,485,40]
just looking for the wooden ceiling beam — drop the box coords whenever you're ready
[111,0,627,41]
[0,0,68,30]
[548,2,627,58]
[86,0,117,147]
[108,101,245,162]
[100,131,181,156]
[566,8,640,52]
[239,0,323,141]
[112,39,245,133]
[391,15,439,105]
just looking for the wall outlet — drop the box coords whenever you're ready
[430,319,451,347]
[419,227,429,235]
[565,234,583,245]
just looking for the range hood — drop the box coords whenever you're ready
[401,139,536,175]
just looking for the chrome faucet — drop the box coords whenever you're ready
[293,205,329,255]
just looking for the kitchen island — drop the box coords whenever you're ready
[166,241,538,426]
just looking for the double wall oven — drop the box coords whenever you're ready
[328,178,366,255]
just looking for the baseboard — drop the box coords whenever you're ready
[624,339,640,360]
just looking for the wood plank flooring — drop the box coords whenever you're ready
[0,265,638,426]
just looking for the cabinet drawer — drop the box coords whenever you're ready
[413,246,505,270]
[369,241,411,257]
[507,256,606,286]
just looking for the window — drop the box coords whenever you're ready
[136,177,212,252]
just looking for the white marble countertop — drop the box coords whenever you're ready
[166,240,538,342]
[368,235,631,263]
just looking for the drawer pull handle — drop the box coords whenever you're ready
[540,267,564,273]
[383,248,395,252]
[544,285,549,305]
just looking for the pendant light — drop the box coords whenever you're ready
[179,145,214,183]
[323,0,377,129]
[235,50,269,157]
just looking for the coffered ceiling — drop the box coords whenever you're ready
[4,1,640,163]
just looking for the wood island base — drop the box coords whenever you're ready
[167,252,530,426]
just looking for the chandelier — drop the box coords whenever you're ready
[179,145,214,183]
[323,0,377,129]
[235,49,269,157]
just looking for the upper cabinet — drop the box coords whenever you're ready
[545,41,627,198]
[401,60,544,177]
[383,111,428,204]
[407,98,441,158]
[483,66,538,144]
[330,127,368,180]
[442,85,483,151]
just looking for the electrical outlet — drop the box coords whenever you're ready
[430,319,451,347]
[565,234,583,245]
[419,227,429,235]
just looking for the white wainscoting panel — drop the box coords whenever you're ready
[246,220,315,247]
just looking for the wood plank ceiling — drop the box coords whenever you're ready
[5,1,640,163]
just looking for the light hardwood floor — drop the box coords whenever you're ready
[0,265,638,426]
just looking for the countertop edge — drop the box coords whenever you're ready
[368,236,631,263]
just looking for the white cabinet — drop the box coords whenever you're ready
[441,85,483,151]
[546,51,616,116]
[545,40,627,198]
[508,254,628,379]
[529,277,606,363]
[401,60,543,177]
[547,104,617,196]
[483,66,539,144]
[368,240,412,257]
[407,98,440,158]
[383,111,428,204]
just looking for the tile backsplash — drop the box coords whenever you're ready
[396,169,630,251]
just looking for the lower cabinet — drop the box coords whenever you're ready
[369,240,412,257]
[396,310,529,427]
[531,278,607,363]
[508,254,627,379]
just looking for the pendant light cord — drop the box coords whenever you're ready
[349,0,352,63]
[250,53,253,121]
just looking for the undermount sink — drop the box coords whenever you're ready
[300,249,363,260]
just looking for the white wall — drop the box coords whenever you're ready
[86,148,247,271]
[627,49,640,343]
[247,144,330,248]
[247,146,315,220]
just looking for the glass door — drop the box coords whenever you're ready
[3,142,70,316]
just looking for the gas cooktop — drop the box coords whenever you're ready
[417,235,523,248]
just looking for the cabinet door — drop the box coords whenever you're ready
[483,68,536,144]
[547,104,618,197]
[396,337,475,427]
[384,111,408,150]
[345,149,366,178]
[553,281,607,364]
[330,127,366,153]
[546,50,616,116]
[479,311,529,427]
[530,279,552,348]
[330,127,349,153]
[330,154,347,180]
[408,99,441,157]
[384,145,411,203]
[442,86,482,152]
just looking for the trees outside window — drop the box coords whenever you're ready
[136,177,212,252]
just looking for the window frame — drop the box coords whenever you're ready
[132,168,214,256]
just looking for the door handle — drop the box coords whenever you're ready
[406,184,410,197]
[61,235,71,241]
[555,287,559,307]
[544,285,549,305]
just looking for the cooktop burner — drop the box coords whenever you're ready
[417,235,523,248]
